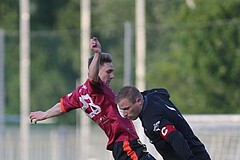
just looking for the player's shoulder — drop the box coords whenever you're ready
[142,88,170,98]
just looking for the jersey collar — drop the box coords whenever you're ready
[139,95,148,118]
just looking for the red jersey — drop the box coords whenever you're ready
[60,79,139,150]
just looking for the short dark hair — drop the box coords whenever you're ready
[115,86,142,104]
[88,52,112,68]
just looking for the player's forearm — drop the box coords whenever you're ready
[29,102,64,123]
[88,37,101,82]
[88,52,100,81]
[44,102,63,119]
[167,131,193,160]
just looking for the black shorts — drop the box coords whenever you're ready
[112,139,156,160]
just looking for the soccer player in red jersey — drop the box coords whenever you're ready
[29,37,156,160]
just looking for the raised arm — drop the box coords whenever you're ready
[29,102,63,123]
[88,37,101,82]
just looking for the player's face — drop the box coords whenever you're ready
[99,62,114,86]
[117,98,142,120]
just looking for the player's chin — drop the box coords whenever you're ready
[129,116,138,121]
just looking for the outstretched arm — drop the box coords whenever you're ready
[29,102,63,123]
[88,37,101,82]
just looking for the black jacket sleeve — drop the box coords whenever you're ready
[167,130,194,160]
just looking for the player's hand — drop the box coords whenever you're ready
[89,37,101,54]
[29,111,46,124]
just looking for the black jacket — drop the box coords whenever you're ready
[140,88,211,160]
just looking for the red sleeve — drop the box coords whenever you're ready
[60,88,82,112]
[60,98,67,113]
[60,79,106,113]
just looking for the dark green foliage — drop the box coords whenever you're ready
[1,0,240,124]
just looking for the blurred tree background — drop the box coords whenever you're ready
[1,0,240,124]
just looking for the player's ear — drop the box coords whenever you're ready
[136,98,142,105]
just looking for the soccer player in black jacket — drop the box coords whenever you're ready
[115,86,211,160]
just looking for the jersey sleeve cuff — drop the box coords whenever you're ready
[60,98,67,113]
